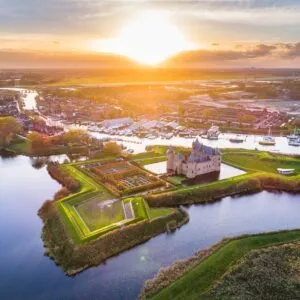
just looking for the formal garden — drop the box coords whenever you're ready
[79,160,166,196]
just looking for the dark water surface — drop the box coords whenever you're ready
[1,155,300,300]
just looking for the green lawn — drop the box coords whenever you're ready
[166,176,185,186]
[222,150,300,174]
[7,138,28,153]
[131,151,164,160]
[75,196,123,231]
[131,151,167,166]
[151,230,300,300]
[128,197,174,221]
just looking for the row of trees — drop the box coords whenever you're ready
[27,129,90,151]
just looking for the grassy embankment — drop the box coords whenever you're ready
[140,230,300,300]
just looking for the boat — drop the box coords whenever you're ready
[229,134,244,143]
[259,128,276,146]
[207,125,220,140]
[289,138,300,147]
[165,132,174,140]
[277,168,295,175]
[287,128,299,140]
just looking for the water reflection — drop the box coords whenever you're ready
[144,161,245,185]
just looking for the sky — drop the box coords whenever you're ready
[1,0,300,67]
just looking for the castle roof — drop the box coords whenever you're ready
[188,138,219,163]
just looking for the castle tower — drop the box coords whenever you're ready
[166,146,175,171]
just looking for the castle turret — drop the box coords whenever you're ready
[166,146,175,171]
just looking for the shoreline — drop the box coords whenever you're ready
[139,229,300,299]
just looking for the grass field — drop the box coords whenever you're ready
[166,176,185,186]
[7,138,29,153]
[222,150,300,174]
[149,230,300,300]
[75,196,123,231]
[132,151,167,166]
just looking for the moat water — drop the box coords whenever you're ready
[1,154,300,299]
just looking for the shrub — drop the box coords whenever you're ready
[54,187,71,200]
[47,162,81,192]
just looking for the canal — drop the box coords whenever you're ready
[1,154,300,299]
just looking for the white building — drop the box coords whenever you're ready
[102,118,133,129]
[166,139,221,179]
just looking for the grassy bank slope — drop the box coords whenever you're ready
[141,230,300,300]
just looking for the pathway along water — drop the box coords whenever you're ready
[1,154,300,299]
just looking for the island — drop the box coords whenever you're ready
[39,138,300,278]
[38,153,189,276]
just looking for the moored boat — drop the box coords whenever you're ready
[207,125,220,140]
[229,134,244,143]
[289,138,300,147]
[287,128,299,141]
[259,128,276,146]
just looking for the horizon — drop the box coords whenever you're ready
[2,0,300,68]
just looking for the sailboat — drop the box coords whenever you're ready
[259,127,276,146]
[289,137,300,147]
[287,128,299,141]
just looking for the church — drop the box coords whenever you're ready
[166,138,221,179]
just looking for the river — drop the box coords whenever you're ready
[1,154,300,299]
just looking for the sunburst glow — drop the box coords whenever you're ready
[89,11,195,65]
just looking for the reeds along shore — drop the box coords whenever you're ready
[146,173,300,207]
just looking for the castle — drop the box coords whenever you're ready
[166,138,221,179]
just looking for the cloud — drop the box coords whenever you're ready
[0,49,137,68]
[165,43,277,65]
[279,42,300,58]
[2,0,300,36]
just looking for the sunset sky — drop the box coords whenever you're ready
[2,0,300,67]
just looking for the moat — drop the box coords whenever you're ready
[1,154,300,299]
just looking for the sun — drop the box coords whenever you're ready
[89,11,195,65]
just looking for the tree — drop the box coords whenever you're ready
[241,114,256,123]
[27,132,50,151]
[0,116,21,147]
[63,129,89,145]
[103,142,122,155]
